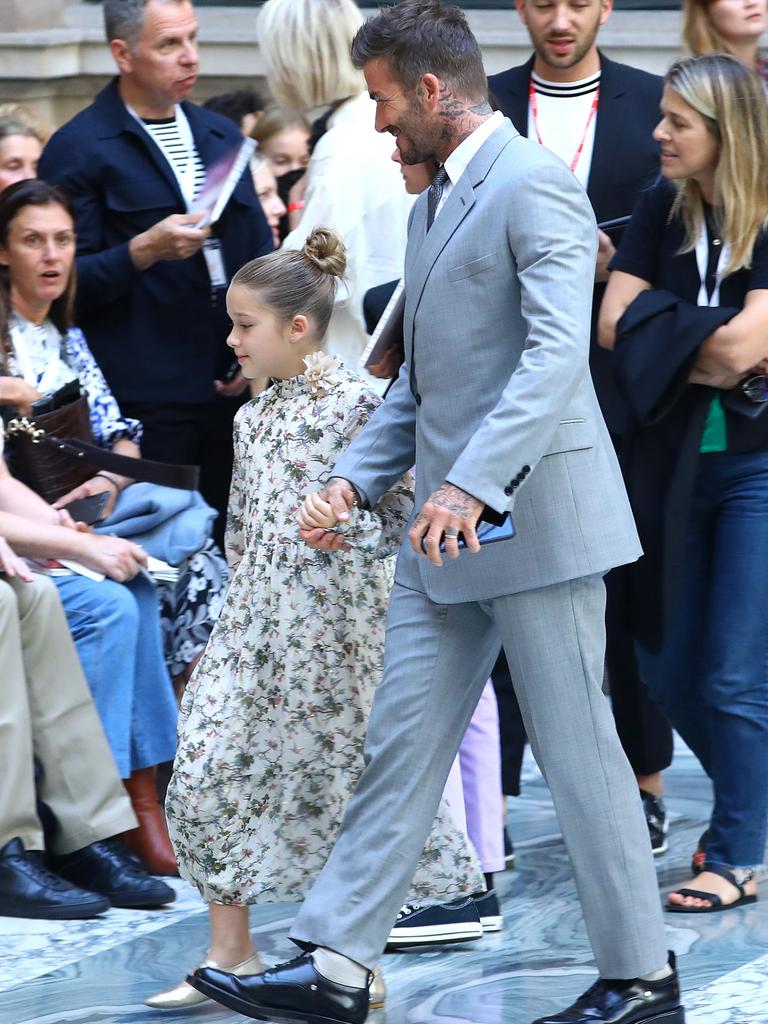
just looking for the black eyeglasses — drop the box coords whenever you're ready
[739,375,768,403]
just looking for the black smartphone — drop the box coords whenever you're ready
[63,492,111,525]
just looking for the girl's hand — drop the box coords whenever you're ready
[53,475,118,520]
[0,537,33,581]
[298,491,339,531]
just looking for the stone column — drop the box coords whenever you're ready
[0,0,68,31]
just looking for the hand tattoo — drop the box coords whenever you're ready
[429,483,479,518]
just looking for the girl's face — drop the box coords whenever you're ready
[653,86,720,193]
[261,126,310,177]
[226,284,307,380]
[0,134,42,194]
[391,146,439,195]
[0,202,75,318]
[708,0,767,46]
[253,163,287,247]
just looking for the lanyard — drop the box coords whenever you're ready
[528,82,600,173]
[694,222,730,308]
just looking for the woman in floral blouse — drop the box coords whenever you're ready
[0,179,226,873]
[155,228,483,1010]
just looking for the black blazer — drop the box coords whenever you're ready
[488,53,663,433]
[39,79,273,405]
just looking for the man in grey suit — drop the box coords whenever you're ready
[191,4,683,1023]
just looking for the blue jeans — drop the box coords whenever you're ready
[636,452,768,871]
[54,573,178,778]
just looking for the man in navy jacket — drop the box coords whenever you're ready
[39,0,272,535]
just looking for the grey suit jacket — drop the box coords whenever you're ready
[334,119,641,603]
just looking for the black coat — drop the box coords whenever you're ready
[39,78,273,405]
[488,53,663,434]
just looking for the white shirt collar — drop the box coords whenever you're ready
[442,110,504,188]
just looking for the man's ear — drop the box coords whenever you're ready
[109,38,134,75]
[417,73,442,111]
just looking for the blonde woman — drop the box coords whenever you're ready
[599,54,768,913]
[683,0,767,84]
[256,0,414,384]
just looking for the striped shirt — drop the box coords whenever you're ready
[527,69,602,188]
[143,110,205,203]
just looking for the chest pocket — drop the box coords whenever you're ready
[448,252,498,282]
[105,179,179,213]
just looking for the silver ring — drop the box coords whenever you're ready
[445,528,460,538]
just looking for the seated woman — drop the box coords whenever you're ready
[0,180,223,872]
[599,54,768,912]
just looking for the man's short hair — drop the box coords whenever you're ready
[103,0,187,47]
[350,0,488,104]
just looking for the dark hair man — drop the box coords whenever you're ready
[188,5,683,1024]
[488,0,674,852]
[39,0,273,541]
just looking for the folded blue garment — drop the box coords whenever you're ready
[95,482,217,565]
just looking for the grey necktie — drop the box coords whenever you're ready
[426,166,449,231]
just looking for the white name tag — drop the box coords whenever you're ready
[202,238,227,288]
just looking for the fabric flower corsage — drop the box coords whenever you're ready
[303,352,342,396]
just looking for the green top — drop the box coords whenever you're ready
[699,393,727,453]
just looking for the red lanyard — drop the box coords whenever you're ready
[528,81,600,173]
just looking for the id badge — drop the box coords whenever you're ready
[202,238,227,288]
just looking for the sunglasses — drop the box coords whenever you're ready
[739,375,768,403]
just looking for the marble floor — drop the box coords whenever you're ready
[1,745,767,1024]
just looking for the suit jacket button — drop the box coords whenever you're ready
[504,485,514,496]
[415,393,422,405]
[523,464,530,474]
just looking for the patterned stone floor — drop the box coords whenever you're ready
[1,745,766,1024]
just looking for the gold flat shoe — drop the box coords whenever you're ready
[145,951,263,1009]
[370,964,386,1009]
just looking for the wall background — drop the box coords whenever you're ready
[0,2,683,131]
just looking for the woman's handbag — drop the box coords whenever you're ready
[4,381,199,504]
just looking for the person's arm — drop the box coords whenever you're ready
[38,129,210,312]
[597,270,652,350]
[693,290,768,376]
[0,536,33,582]
[0,377,42,416]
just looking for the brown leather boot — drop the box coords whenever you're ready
[120,767,179,876]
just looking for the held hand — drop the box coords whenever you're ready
[595,229,616,284]
[0,537,33,582]
[74,533,147,582]
[409,482,484,567]
[0,377,43,416]
[297,478,357,552]
[53,475,118,520]
[130,212,211,270]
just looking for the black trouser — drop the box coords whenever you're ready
[121,398,244,549]
[491,565,674,795]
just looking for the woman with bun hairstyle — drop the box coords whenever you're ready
[153,228,483,1010]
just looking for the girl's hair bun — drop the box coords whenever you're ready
[302,226,347,279]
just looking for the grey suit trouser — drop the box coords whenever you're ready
[291,575,668,979]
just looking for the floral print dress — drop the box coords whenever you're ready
[166,362,483,905]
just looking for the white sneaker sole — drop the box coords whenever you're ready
[480,915,504,932]
[386,922,484,946]
[653,839,669,857]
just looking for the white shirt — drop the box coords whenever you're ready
[8,313,75,394]
[283,92,415,390]
[436,111,505,217]
[526,70,601,189]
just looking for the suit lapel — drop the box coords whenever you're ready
[586,54,624,216]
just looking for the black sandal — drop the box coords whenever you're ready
[667,863,757,914]
[691,828,709,875]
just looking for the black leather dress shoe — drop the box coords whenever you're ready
[49,839,175,908]
[532,952,684,1023]
[0,837,110,920]
[190,952,369,1024]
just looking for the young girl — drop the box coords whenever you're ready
[152,228,483,1009]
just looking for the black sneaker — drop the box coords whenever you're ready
[474,889,504,932]
[49,839,176,908]
[386,896,483,949]
[504,827,515,867]
[640,790,669,857]
[0,838,110,920]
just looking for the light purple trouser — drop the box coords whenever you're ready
[444,680,505,874]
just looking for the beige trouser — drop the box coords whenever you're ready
[0,574,137,855]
